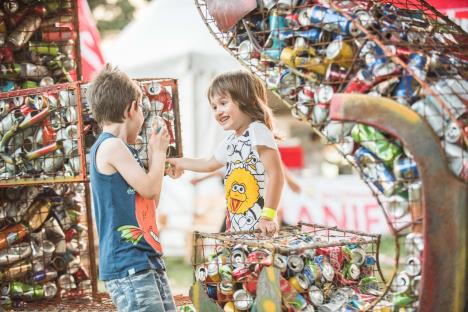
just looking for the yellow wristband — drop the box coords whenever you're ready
[261,207,276,220]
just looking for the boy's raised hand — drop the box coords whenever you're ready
[149,126,170,156]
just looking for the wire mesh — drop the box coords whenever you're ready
[80,78,183,172]
[193,223,384,310]
[193,0,467,309]
[0,82,86,186]
[0,183,92,310]
[0,0,80,91]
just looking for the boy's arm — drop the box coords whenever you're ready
[167,156,223,173]
[102,138,167,200]
[257,145,284,235]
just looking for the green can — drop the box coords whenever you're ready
[351,124,402,166]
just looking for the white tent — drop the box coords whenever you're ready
[103,0,242,255]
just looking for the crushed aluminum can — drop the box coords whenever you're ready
[323,121,354,143]
[219,280,234,296]
[289,272,309,293]
[314,85,334,105]
[326,38,354,68]
[233,289,253,311]
[405,233,424,256]
[195,264,207,282]
[344,69,374,93]
[273,253,288,272]
[444,121,463,144]
[325,63,347,84]
[406,256,422,277]
[391,271,411,294]
[0,242,31,266]
[385,195,409,219]
[336,136,355,156]
[207,259,220,282]
[219,264,233,282]
[303,262,322,285]
[393,155,419,181]
[348,263,361,280]
[58,273,76,290]
[308,285,324,306]
[43,282,57,299]
[309,5,360,37]
[287,254,305,273]
[443,141,468,179]
[411,275,421,296]
[230,244,247,268]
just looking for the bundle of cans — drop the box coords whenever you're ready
[192,223,386,311]
[81,78,184,168]
[194,0,468,310]
[0,183,92,310]
[0,0,79,91]
[196,0,467,182]
[0,83,84,184]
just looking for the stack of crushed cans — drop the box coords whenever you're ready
[193,224,384,311]
[197,0,467,180]
[0,184,91,310]
[195,0,468,310]
[0,0,78,91]
[81,78,183,168]
[0,83,83,183]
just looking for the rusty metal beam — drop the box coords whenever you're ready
[329,93,467,312]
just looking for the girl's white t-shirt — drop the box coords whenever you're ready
[214,121,277,232]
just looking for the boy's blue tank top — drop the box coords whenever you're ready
[90,132,164,281]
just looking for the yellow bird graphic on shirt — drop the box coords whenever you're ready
[225,168,259,214]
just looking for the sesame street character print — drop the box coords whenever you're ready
[225,168,260,215]
[221,124,273,232]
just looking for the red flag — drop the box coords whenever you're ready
[78,0,105,81]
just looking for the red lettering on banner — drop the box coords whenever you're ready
[324,205,346,228]
[364,203,380,232]
[352,204,359,230]
[298,205,314,224]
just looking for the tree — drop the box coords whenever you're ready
[87,0,150,37]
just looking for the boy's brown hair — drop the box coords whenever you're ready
[207,70,279,138]
[87,64,142,126]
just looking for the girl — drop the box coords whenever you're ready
[167,71,284,236]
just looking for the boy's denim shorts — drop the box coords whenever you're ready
[105,269,177,312]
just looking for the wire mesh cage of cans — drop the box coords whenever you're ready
[80,78,183,170]
[0,0,80,91]
[0,183,93,310]
[0,82,86,185]
[192,223,389,311]
[194,0,467,309]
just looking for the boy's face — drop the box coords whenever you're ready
[127,94,145,144]
[210,93,251,135]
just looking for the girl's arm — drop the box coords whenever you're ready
[166,156,223,173]
[257,145,284,235]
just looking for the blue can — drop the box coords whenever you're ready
[408,52,428,71]
[354,147,396,196]
[393,156,419,180]
[0,81,15,92]
[393,73,419,105]
[206,284,218,300]
[309,5,359,37]
[264,11,286,60]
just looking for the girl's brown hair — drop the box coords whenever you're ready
[207,71,279,138]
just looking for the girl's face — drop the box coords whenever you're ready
[210,93,252,135]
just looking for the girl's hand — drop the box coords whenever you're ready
[256,217,279,237]
[165,158,184,178]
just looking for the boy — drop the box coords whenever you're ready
[87,64,177,312]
